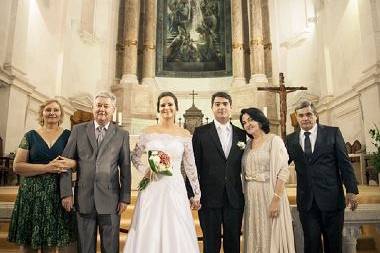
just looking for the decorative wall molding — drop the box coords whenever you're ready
[353,61,380,93]
[280,30,312,49]
[68,94,93,112]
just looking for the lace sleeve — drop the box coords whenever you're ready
[131,134,149,174]
[183,138,201,201]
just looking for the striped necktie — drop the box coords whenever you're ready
[97,126,105,145]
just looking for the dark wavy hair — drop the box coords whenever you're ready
[156,92,179,112]
[239,107,270,138]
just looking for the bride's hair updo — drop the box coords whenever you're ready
[156,92,179,112]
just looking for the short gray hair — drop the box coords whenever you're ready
[94,91,117,108]
[295,100,318,115]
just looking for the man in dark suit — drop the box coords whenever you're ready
[188,91,246,253]
[60,91,131,253]
[286,100,359,253]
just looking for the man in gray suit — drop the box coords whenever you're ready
[60,91,131,253]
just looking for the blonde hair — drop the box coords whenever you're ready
[38,99,64,126]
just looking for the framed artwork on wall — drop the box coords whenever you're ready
[156,0,232,77]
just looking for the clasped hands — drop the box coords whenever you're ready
[190,197,201,210]
[47,156,75,173]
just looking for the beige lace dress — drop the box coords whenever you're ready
[242,134,295,253]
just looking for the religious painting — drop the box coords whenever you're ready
[156,0,232,77]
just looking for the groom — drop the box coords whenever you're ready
[188,91,246,253]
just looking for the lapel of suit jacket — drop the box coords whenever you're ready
[292,130,304,160]
[97,122,116,157]
[86,121,97,151]
[210,121,227,160]
[310,124,324,163]
[227,124,240,160]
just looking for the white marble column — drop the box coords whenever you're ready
[141,0,157,86]
[231,0,246,86]
[121,0,141,85]
[249,0,268,84]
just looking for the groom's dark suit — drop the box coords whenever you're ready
[286,124,358,253]
[189,121,246,253]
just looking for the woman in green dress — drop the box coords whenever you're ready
[8,99,77,253]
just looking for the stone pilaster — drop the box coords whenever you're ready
[248,0,268,84]
[231,0,246,87]
[121,0,140,85]
[141,0,157,86]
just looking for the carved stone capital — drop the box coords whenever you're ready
[250,38,263,46]
[232,43,244,50]
[143,44,156,50]
[125,40,138,47]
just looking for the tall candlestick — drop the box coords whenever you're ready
[118,112,122,126]
[263,106,267,117]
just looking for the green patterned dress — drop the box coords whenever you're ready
[8,129,76,249]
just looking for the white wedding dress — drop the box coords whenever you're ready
[123,133,201,253]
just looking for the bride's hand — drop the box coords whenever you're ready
[190,197,201,210]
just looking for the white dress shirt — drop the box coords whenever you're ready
[299,123,318,153]
[214,120,232,157]
[94,121,110,138]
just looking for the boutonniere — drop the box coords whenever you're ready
[237,141,246,150]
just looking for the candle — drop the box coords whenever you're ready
[263,107,267,117]
[118,112,122,126]
[112,113,116,122]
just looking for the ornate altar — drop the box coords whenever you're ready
[183,91,203,134]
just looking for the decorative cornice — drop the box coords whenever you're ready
[290,91,320,108]
[280,30,312,49]
[353,61,380,93]
[0,63,36,95]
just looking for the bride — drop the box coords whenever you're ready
[123,92,201,253]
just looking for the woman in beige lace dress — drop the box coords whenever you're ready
[240,107,295,253]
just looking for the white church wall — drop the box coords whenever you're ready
[60,0,119,100]
[276,0,380,149]
[4,87,30,154]
[0,0,13,65]
[24,1,67,98]
[272,0,320,95]
[2,0,30,75]
[320,0,363,96]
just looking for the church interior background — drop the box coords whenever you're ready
[0,0,380,252]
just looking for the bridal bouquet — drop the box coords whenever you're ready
[138,150,172,191]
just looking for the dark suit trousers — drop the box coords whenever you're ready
[199,194,243,253]
[299,200,344,253]
[76,212,120,253]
